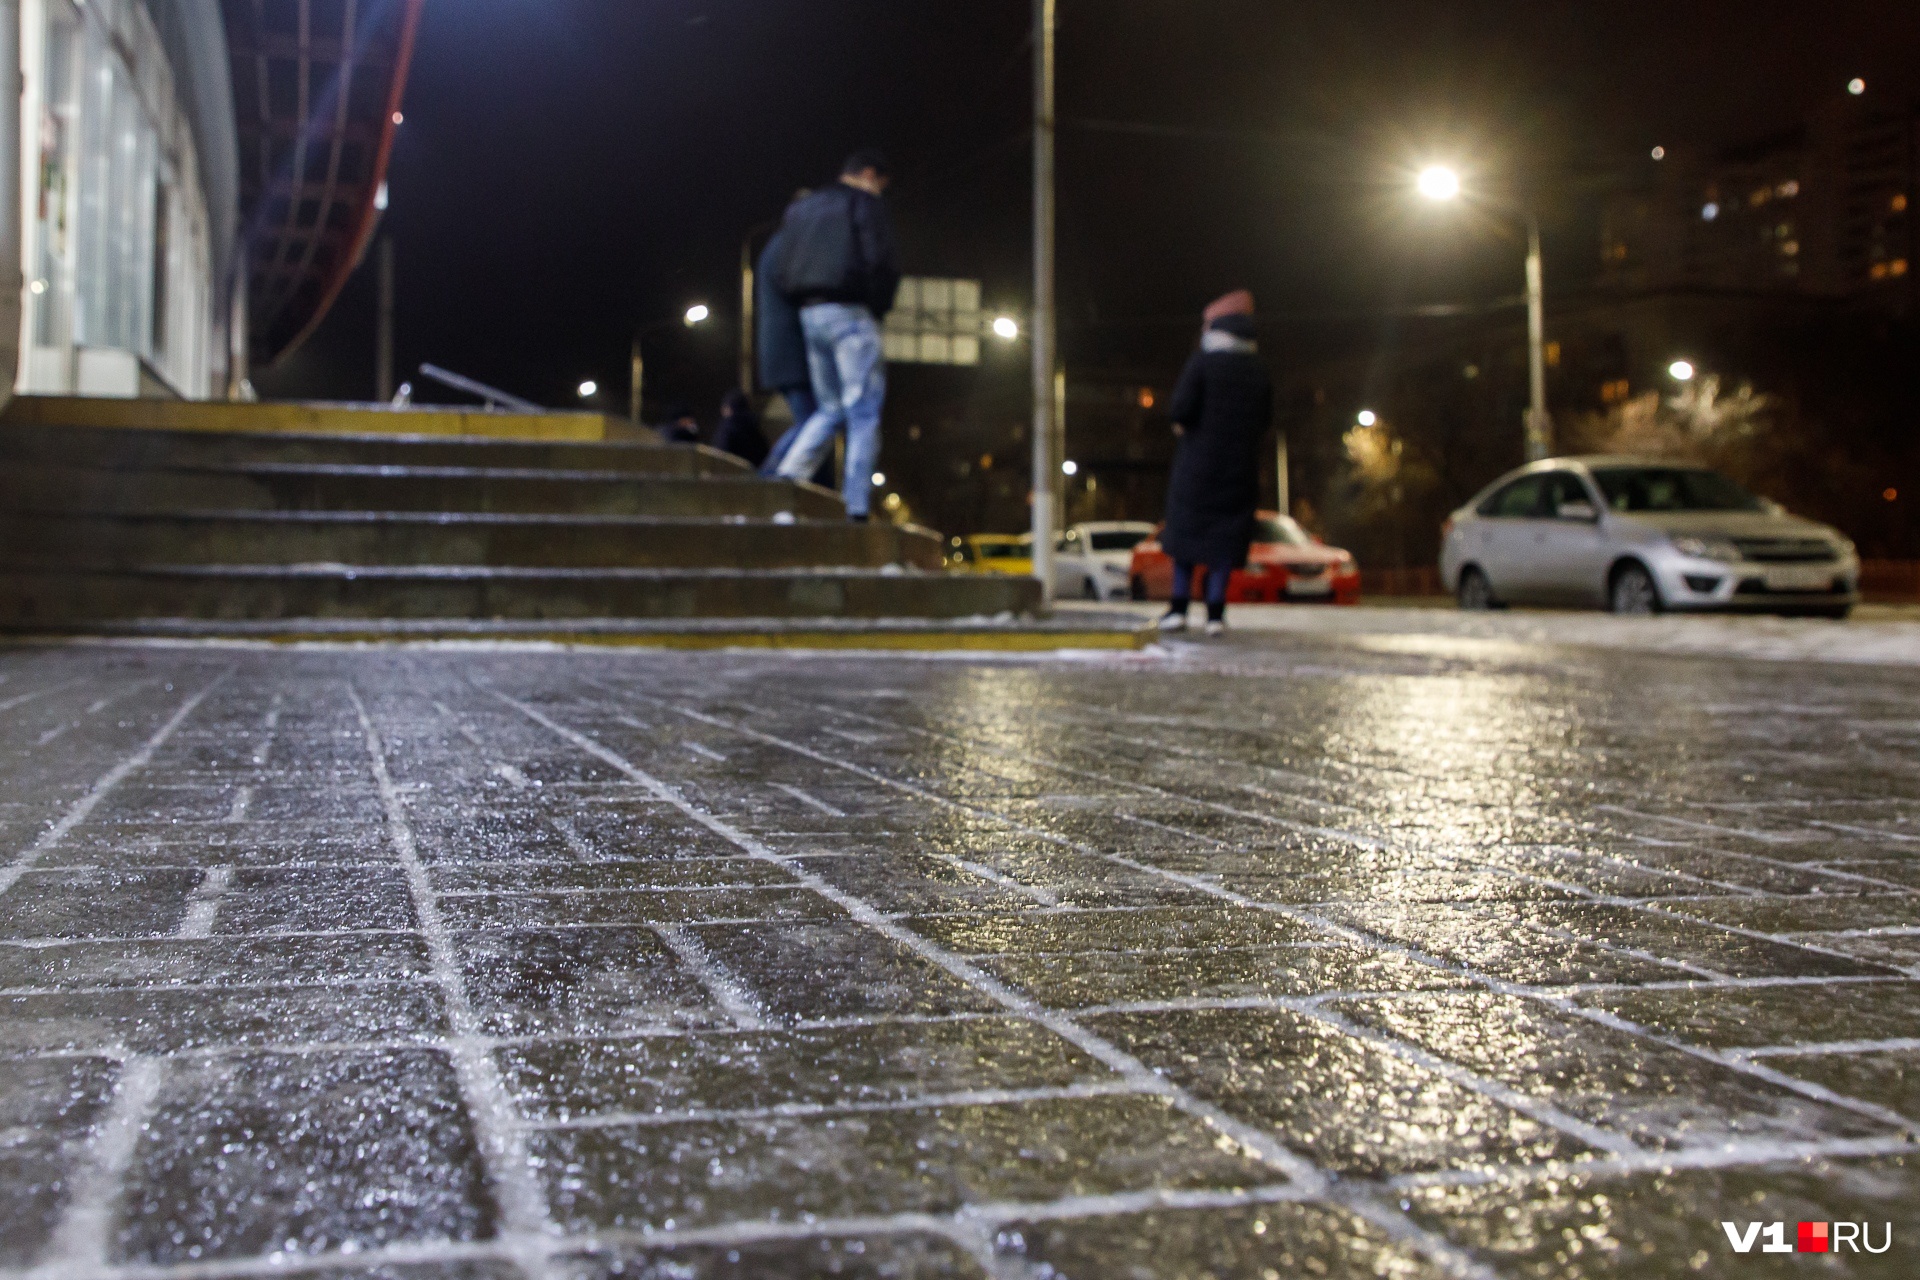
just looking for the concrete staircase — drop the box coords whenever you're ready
[0,400,1100,646]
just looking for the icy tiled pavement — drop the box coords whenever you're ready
[1,634,1917,1278]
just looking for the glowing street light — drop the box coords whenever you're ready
[577,380,598,399]
[871,471,886,487]
[1356,409,1378,427]
[1848,77,1866,96]
[1413,162,1553,460]
[992,315,1021,340]
[1416,165,1461,202]
[1668,360,1696,382]
[1061,459,1078,476]
[684,304,711,326]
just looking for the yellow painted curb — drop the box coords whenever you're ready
[1,396,616,443]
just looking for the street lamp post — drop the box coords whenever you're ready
[1417,165,1553,460]
[1030,0,1058,607]
[630,305,712,427]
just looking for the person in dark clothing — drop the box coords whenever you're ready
[754,195,835,487]
[712,389,769,468]
[1159,289,1273,636]
[658,405,701,446]
[772,150,902,521]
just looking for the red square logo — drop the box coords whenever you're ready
[1798,1222,1829,1253]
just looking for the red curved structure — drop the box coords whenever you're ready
[221,0,425,367]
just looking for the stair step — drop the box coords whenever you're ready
[0,511,941,571]
[0,565,1042,623]
[0,461,840,519]
[0,420,746,477]
[20,614,1148,650]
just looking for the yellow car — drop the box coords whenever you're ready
[947,533,1033,576]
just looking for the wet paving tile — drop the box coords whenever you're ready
[1661,893,1920,934]
[1321,903,1688,986]
[118,1049,494,1263]
[687,922,1002,1022]
[0,1055,120,1265]
[796,852,1053,914]
[0,983,447,1054]
[557,1235,987,1278]
[1338,992,1899,1149]
[0,869,202,940]
[993,1201,1448,1279]
[454,926,725,1036]
[430,857,796,894]
[0,933,431,990]
[1768,1050,1920,1123]
[906,905,1324,956]
[980,942,1468,1008]
[210,867,418,934]
[1407,1154,1920,1278]
[437,887,839,931]
[532,1095,1275,1233]
[1583,982,1920,1050]
[1523,903,1893,978]
[500,1016,1107,1120]
[1090,1007,1593,1175]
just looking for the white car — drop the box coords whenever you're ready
[1440,457,1859,617]
[1052,521,1157,600]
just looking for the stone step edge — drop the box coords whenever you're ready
[1,460,794,484]
[0,614,1152,651]
[0,509,918,532]
[0,563,975,582]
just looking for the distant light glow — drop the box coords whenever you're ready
[1668,360,1696,382]
[1885,488,1899,502]
[1061,460,1078,476]
[991,316,1020,340]
[1701,202,1720,221]
[684,304,711,326]
[577,380,597,399]
[28,279,46,295]
[392,111,405,126]
[871,471,886,486]
[374,181,389,211]
[1356,409,1378,426]
[1650,146,1666,161]
[1848,77,1867,96]
[1416,165,1461,201]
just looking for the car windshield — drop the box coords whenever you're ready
[1254,516,1313,547]
[976,540,1026,558]
[1088,530,1149,552]
[1589,467,1765,513]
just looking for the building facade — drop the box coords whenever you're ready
[1,0,419,405]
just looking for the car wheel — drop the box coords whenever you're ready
[1609,562,1662,615]
[1457,567,1495,611]
[1129,575,1146,601]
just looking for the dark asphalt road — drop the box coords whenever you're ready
[1,632,1916,1278]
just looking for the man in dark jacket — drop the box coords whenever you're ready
[754,193,833,485]
[771,151,902,521]
[1160,290,1273,636]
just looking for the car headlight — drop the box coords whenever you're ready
[1672,536,1741,562]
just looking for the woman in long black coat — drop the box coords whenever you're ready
[1160,299,1273,634]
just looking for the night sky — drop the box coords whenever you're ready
[260,0,1917,422]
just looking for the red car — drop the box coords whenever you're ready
[1129,512,1362,605]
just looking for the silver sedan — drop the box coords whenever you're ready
[1440,457,1859,618]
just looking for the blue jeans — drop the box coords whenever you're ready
[759,388,827,481]
[776,303,885,517]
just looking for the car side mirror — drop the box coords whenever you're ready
[1557,501,1599,522]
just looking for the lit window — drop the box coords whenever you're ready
[1871,262,1890,280]
[1781,241,1799,256]
[1701,202,1720,221]
[1894,194,1909,213]
[1893,259,1910,277]
[1750,188,1770,206]
[1777,180,1800,198]
[1545,341,1561,368]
